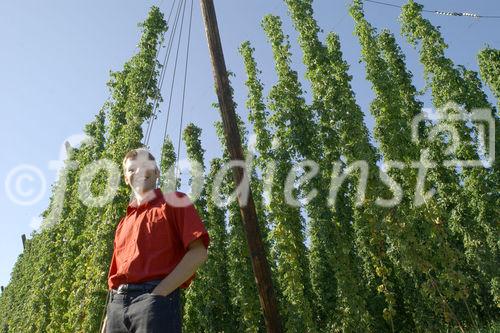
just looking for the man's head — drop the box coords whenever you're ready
[122,147,160,195]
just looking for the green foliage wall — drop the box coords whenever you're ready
[1,1,498,333]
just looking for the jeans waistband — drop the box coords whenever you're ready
[113,279,164,294]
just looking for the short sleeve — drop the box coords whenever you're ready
[170,192,210,251]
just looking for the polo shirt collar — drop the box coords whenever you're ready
[127,188,164,214]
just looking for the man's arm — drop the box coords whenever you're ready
[151,238,208,296]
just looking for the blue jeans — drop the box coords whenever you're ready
[106,282,181,333]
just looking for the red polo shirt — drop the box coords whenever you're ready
[107,188,210,290]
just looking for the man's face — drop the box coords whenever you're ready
[124,152,160,195]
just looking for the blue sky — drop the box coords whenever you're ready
[0,0,498,288]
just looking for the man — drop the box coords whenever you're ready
[102,147,210,333]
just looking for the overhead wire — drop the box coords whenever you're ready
[143,0,181,144]
[364,0,500,19]
[142,0,194,184]
[144,0,185,145]
[174,0,194,180]
[158,0,188,149]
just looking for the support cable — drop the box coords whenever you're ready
[364,0,500,19]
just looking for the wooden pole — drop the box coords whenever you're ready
[21,234,26,250]
[198,1,283,332]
